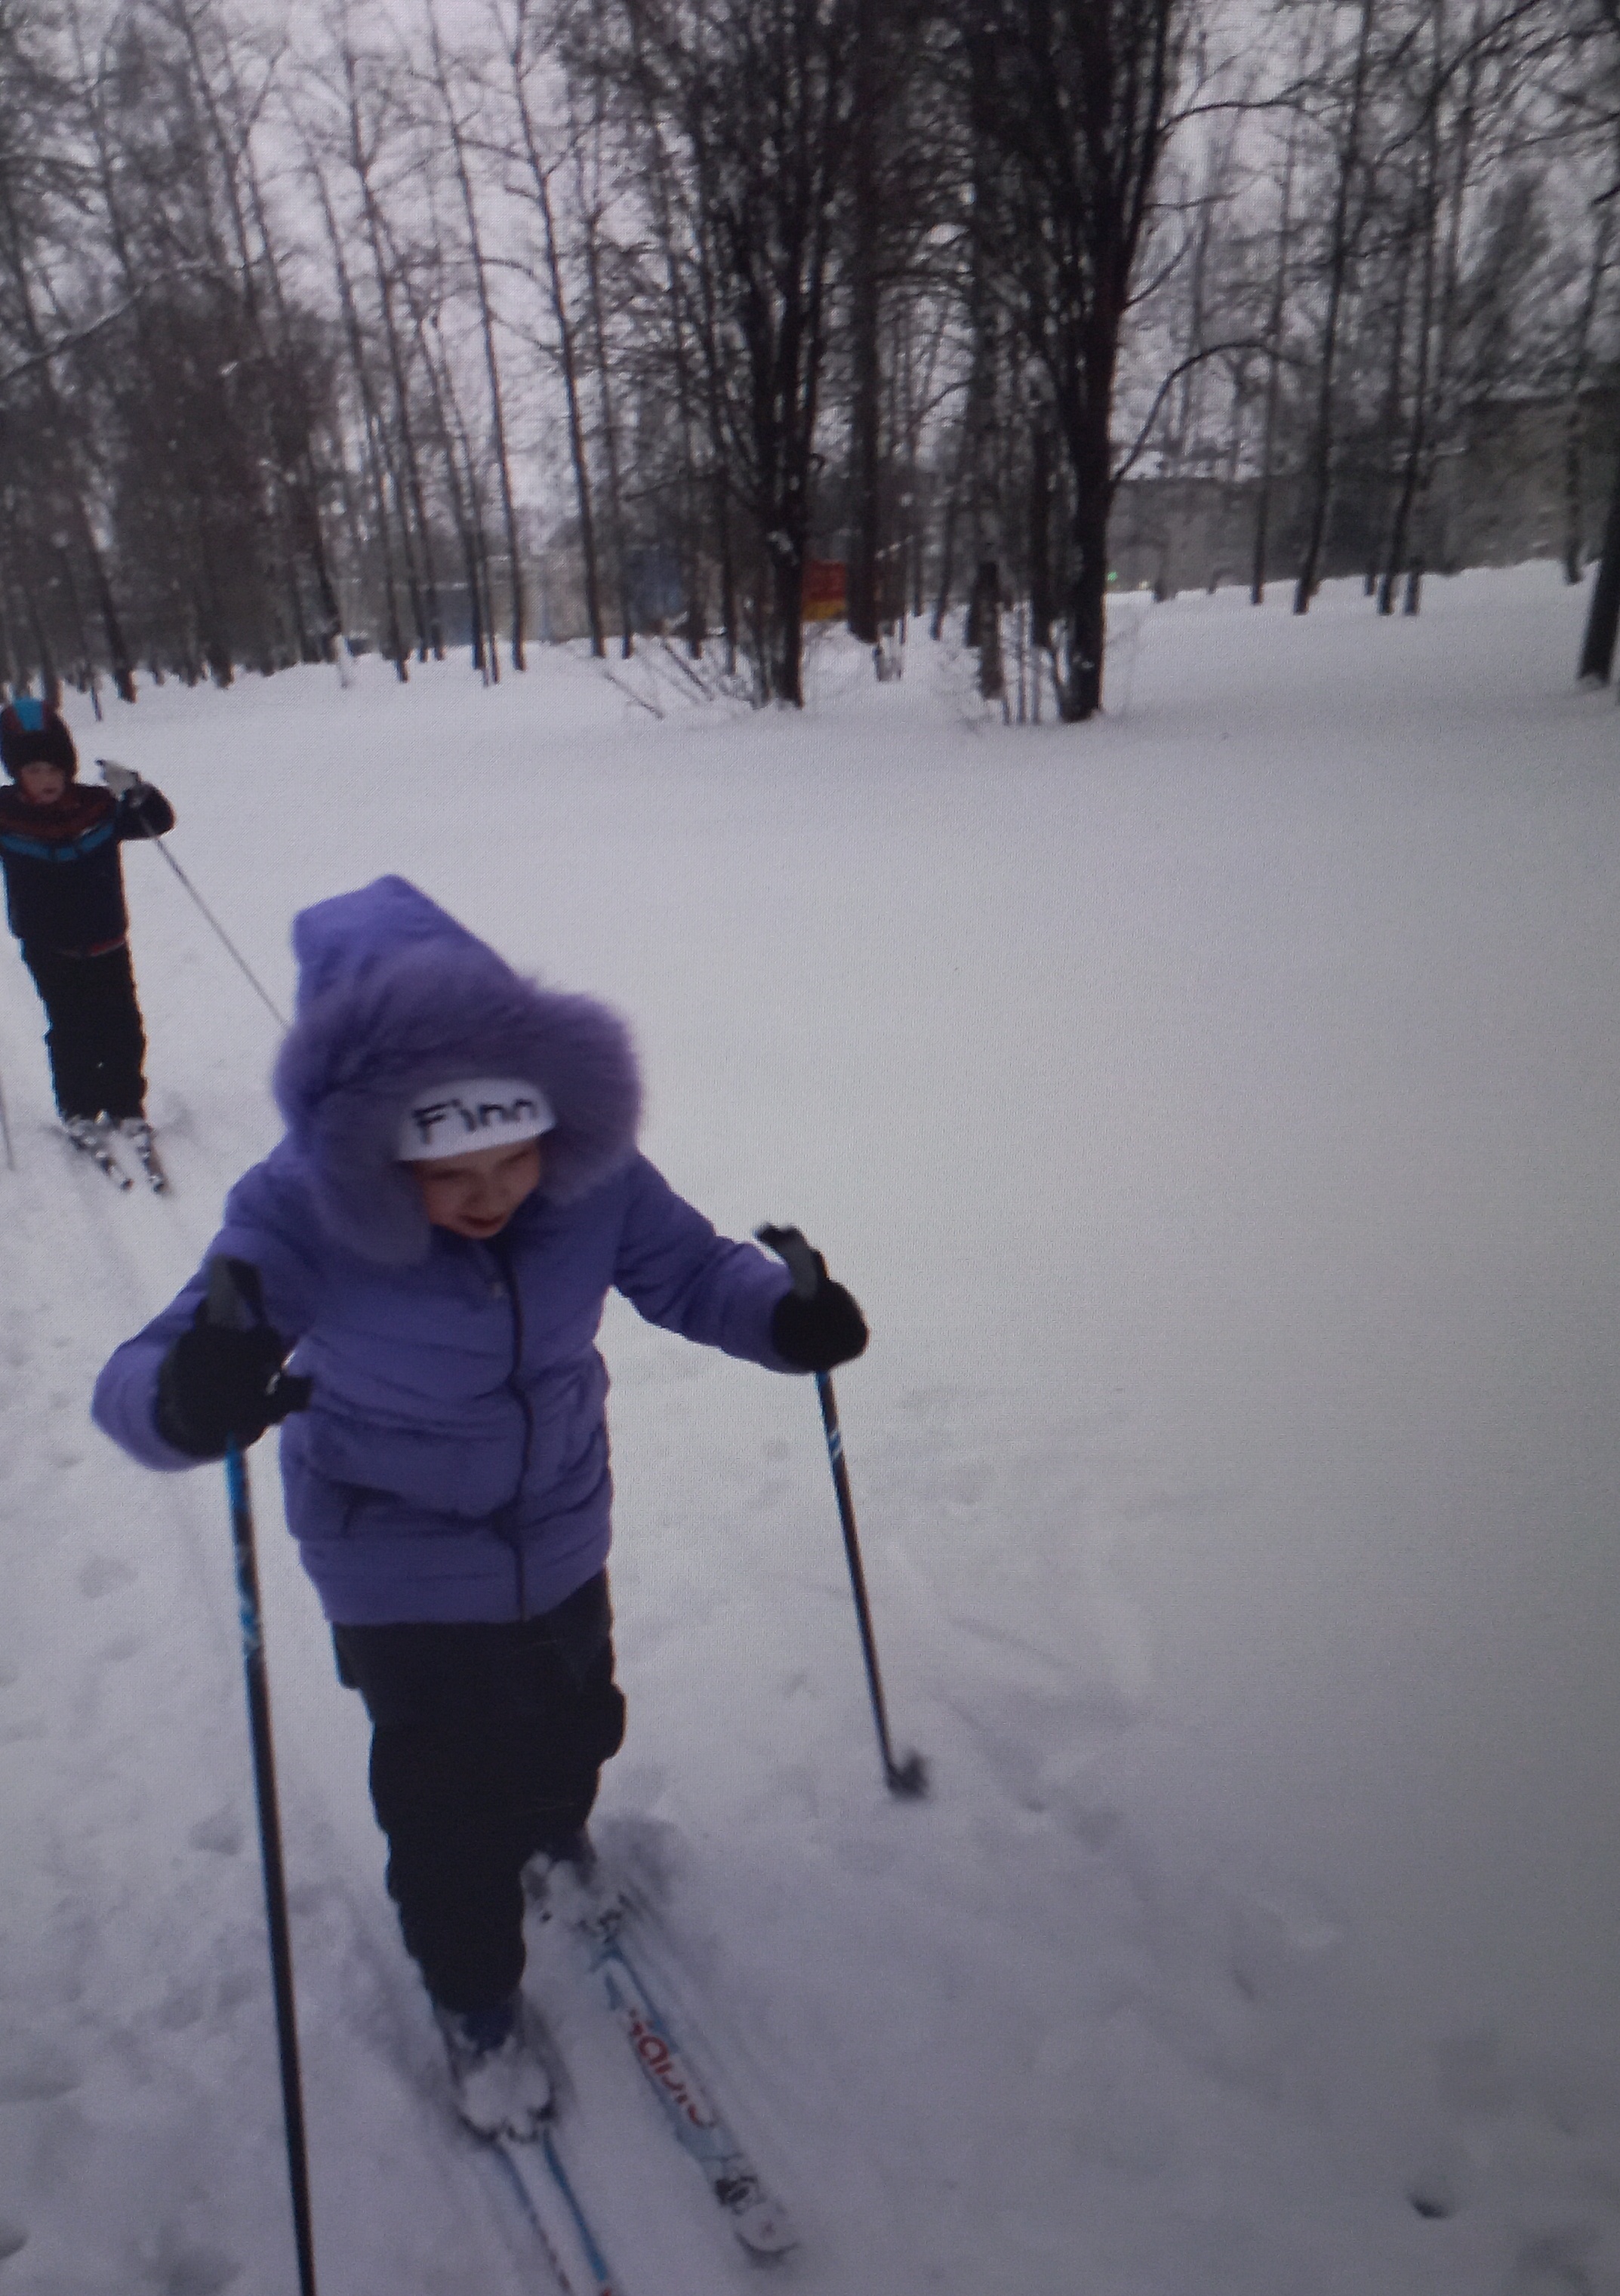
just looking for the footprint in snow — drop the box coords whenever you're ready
[154,1978,208,2033]
[1501,2228,1598,2295]
[1227,1891,1344,2008]
[164,2250,240,2296]
[1406,2165,1463,2221]
[187,1809,243,1855]
[0,2217,25,2260]
[0,2042,80,2103]
[141,2227,241,2296]
[79,1554,136,1599]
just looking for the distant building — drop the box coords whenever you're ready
[1107,383,1617,597]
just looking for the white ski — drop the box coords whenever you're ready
[488,2124,620,2296]
[110,1119,168,1193]
[63,1119,131,1190]
[540,1864,797,2259]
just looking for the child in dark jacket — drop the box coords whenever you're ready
[0,698,174,1162]
[92,876,868,2143]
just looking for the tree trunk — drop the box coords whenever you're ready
[425,328,490,671]
[1058,462,1110,721]
[1251,100,1299,602]
[769,542,805,707]
[1403,0,1480,617]
[1378,178,1433,614]
[25,582,60,706]
[84,525,136,702]
[576,139,634,659]
[161,0,288,672]
[964,39,1002,688]
[428,0,525,668]
[348,57,444,661]
[305,146,408,677]
[1295,0,1378,614]
[444,367,500,680]
[931,431,963,640]
[847,0,884,647]
[0,149,138,703]
[972,559,1003,699]
[507,0,606,657]
[1563,217,1613,584]
[1029,417,1054,652]
[1578,421,1620,682]
[226,68,343,658]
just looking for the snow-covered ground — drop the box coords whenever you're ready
[2,562,1617,2296]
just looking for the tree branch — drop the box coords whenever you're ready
[0,269,205,392]
[1112,337,1298,486]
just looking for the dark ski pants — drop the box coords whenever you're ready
[332,1573,627,2016]
[21,942,148,1122]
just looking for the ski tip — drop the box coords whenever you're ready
[885,1751,929,1799]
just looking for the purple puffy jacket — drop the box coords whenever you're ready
[92,877,796,1624]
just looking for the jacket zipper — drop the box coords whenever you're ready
[489,1236,536,1618]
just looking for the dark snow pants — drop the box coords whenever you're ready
[21,942,148,1122]
[331,1572,626,2015]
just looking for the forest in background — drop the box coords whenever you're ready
[2,0,1618,722]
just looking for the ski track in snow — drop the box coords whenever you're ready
[1,565,1618,2294]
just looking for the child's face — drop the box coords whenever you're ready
[409,1139,544,1239]
[16,762,68,805]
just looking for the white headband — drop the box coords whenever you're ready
[396,1076,556,1162]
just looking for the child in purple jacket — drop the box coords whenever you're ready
[92,875,867,2141]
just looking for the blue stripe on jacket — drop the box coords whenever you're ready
[0,818,119,863]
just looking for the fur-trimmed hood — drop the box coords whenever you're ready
[273,876,641,1265]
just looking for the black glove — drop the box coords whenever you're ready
[766,1250,869,1373]
[155,1307,310,1458]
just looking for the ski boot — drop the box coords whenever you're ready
[434,1993,552,2141]
[63,1115,131,1190]
[522,1828,599,1919]
[113,1116,168,1193]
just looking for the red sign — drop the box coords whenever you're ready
[802,559,847,623]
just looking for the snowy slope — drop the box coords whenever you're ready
[2,564,1617,2296]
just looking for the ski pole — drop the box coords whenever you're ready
[205,1257,319,2296]
[96,762,288,1028]
[757,1226,927,1799]
[0,1051,13,1171]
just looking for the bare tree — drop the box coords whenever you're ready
[1292,0,1379,612]
[962,0,1193,718]
[576,0,862,705]
[497,0,608,656]
[1252,99,1304,602]
[1561,199,1614,584]
[424,0,527,669]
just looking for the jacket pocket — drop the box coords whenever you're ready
[297,1405,518,1521]
[279,1432,363,1543]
